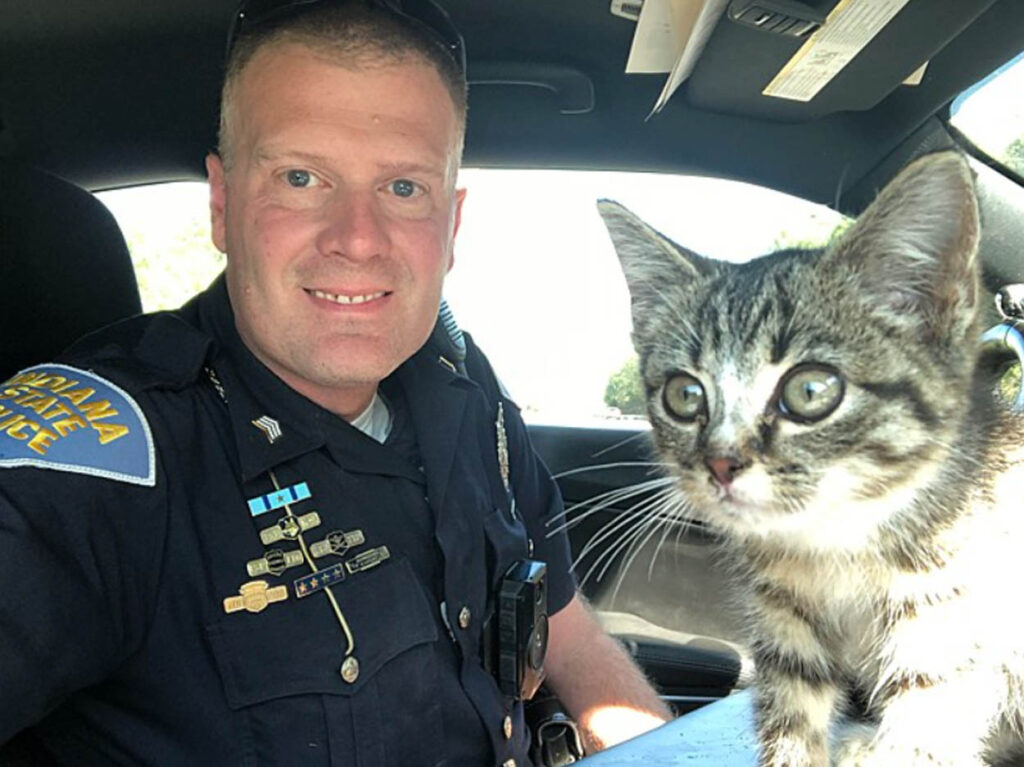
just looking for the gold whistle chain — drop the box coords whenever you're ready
[268,470,355,656]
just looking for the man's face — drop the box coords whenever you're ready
[207,43,465,416]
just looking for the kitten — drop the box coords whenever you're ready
[598,152,1024,766]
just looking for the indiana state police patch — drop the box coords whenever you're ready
[0,364,155,486]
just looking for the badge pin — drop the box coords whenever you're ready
[309,529,366,559]
[205,367,227,403]
[495,403,510,492]
[259,511,321,546]
[247,481,311,517]
[345,545,390,575]
[294,562,347,598]
[246,548,305,577]
[251,415,283,444]
[223,580,288,614]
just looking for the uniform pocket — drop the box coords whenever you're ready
[205,557,442,766]
[207,557,438,706]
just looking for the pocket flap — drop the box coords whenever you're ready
[207,557,438,708]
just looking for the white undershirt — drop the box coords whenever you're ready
[349,391,393,443]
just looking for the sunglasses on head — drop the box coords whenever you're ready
[225,0,466,74]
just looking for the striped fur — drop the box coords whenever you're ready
[600,152,1024,766]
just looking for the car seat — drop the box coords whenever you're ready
[0,159,142,381]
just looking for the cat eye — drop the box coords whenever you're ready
[777,365,844,423]
[662,373,706,422]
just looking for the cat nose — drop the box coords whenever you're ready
[705,456,748,487]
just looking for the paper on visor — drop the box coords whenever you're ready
[622,0,729,116]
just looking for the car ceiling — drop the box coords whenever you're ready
[1,0,1023,212]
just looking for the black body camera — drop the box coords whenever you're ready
[485,559,549,701]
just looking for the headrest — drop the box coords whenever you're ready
[0,161,142,380]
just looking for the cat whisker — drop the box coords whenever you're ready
[577,509,654,588]
[591,429,654,458]
[610,499,683,603]
[611,524,663,601]
[560,475,673,514]
[551,461,672,482]
[546,475,675,532]
[576,488,688,595]
[673,502,695,548]
[647,495,692,581]
[573,486,683,586]
[572,486,676,563]
[833,161,851,212]
[574,507,650,567]
[595,510,664,588]
[547,487,671,542]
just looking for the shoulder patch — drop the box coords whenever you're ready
[0,364,156,486]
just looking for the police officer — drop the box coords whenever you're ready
[0,1,671,764]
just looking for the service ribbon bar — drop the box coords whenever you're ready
[294,562,347,599]
[247,481,311,517]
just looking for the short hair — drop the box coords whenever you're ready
[218,3,468,167]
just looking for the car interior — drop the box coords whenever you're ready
[2,0,1024,763]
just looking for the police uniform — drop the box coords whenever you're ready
[0,275,575,766]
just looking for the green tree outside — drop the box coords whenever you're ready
[772,218,851,251]
[1003,136,1024,176]
[123,210,225,312]
[999,361,1022,405]
[604,356,646,416]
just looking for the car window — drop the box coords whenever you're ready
[98,183,226,313]
[99,171,846,426]
[949,51,1024,178]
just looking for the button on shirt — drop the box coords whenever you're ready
[0,275,575,766]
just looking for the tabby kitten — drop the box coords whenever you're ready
[599,152,1024,766]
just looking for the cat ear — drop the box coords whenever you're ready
[825,152,980,338]
[598,199,714,310]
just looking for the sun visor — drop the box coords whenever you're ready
[681,0,998,121]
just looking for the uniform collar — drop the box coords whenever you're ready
[192,277,329,481]
[193,276,472,486]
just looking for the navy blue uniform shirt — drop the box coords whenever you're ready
[0,276,575,766]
